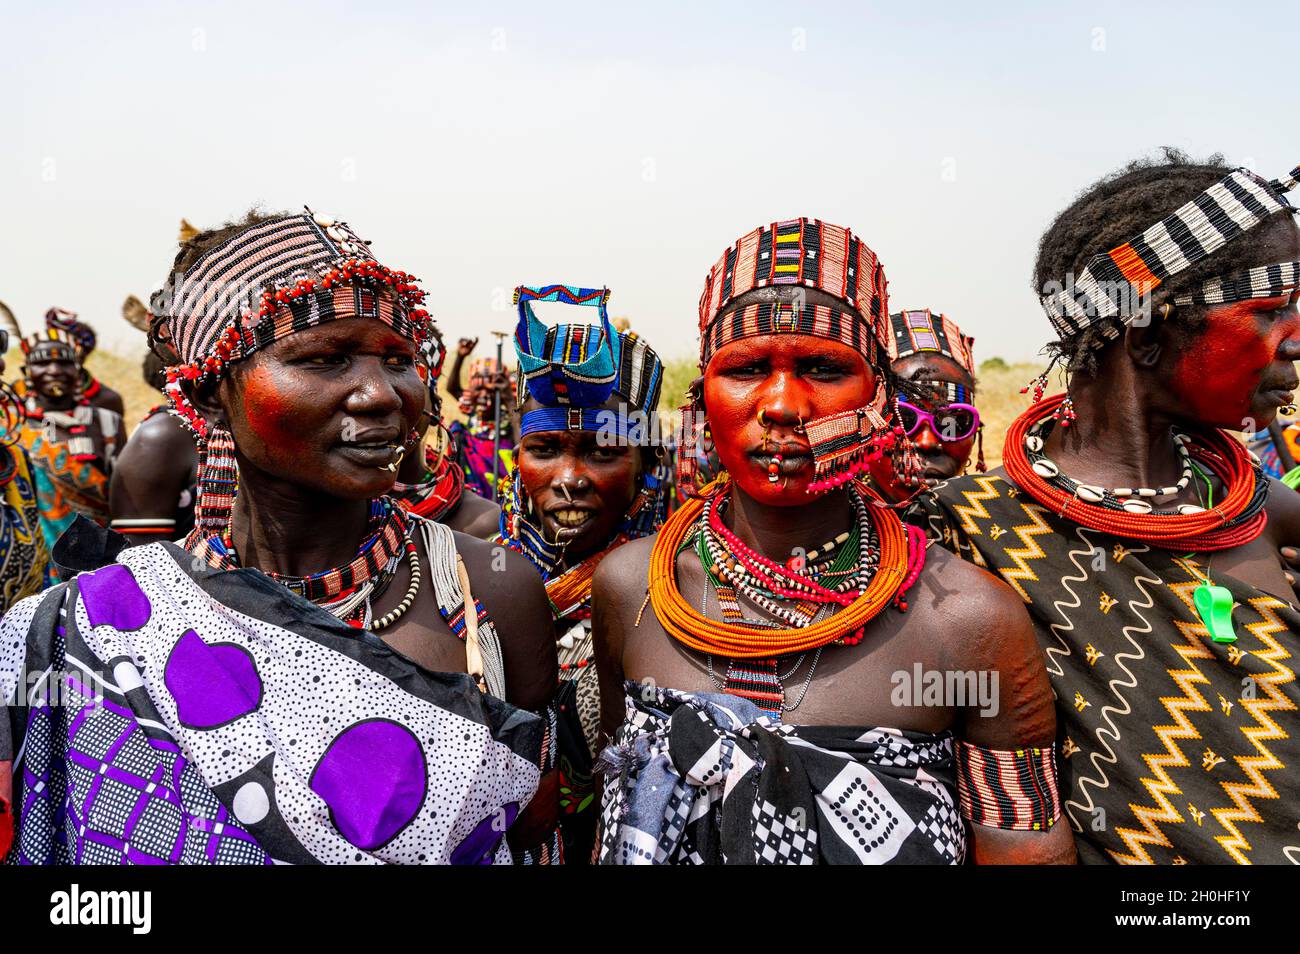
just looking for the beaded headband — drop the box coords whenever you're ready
[680,218,912,496]
[698,217,888,367]
[515,324,663,439]
[1040,163,1300,338]
[44,308,95,356]
[887,309,975,377]
[1172,260,1300,307]
[153,209,431,440]
[20,330,77,362]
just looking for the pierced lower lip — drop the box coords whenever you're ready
[336,443,398,465]
[752,453,811,476]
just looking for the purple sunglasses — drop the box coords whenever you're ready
[897,398,980,443]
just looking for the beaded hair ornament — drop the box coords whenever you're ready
[151,209,432,536]
[44,308,96,357]
[512,285,663,439]
[887,308,975,376]
[681,217,913,496]
[513,285,618,409]
[20,329,78,363]
[1040,162,1300,338]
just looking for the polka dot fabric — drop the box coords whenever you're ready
[1,541,543,865]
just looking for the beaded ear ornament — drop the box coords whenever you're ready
[803,376,920,496]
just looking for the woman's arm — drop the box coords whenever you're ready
[946,559,1076,865]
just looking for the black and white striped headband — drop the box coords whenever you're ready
[1041,163,1299,338]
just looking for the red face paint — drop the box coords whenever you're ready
[241,363,309,456]
[703,335,873,506]
[1170,297,1300,430]
[223,318,425,500]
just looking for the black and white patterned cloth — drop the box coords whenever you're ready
[597,683,965,865]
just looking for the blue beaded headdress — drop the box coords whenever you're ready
[514,285,618,409]
[513,284,663,438]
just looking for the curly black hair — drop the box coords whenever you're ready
[1033,147,1295,377]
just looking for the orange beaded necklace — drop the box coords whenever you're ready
[647,478,910,659]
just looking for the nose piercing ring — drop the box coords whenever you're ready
[757,407,769,427]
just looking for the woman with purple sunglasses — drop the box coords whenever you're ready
[870,309,984,495]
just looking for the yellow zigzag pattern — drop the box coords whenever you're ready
[1110,573,1214,864]
[1211,596,1296,864]
[950,476,1003,538]
[994,500,1054,602]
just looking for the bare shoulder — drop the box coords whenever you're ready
[907,544,1035,669]
[120,413,194,459]
[451,531,543,601]
[592,535,656,611]
[444,491,500,540]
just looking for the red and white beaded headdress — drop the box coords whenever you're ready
[151,209,433,535]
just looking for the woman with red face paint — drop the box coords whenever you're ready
[870,308,984,499]
[914,152,1300,865]
[0,210,557,866]
[592,218,1071,865]
[501,286,668,863]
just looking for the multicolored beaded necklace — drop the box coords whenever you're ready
[671,483,916,717]
[1004,393,1268,551]
[390,445,465,521]
[187,497,419,630]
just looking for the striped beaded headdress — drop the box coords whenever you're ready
[684,218,914,496]
[512,285,663,440]
[503,293,668,578]
[152,208,431,440]
[151,208,432,537]
[514,285,619,409]
[887,309,976,377]
[20,329,78,362]
[1040,163,1300,339]
[44,308,96,357]
[698,217,889,367]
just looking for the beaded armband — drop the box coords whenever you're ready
[955,740,1061,831]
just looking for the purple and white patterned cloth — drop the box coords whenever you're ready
[0,534,542,865]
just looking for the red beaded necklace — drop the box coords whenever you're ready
[1004,393,1267,551]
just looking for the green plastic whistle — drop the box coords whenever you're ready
[1193,582,1237,644]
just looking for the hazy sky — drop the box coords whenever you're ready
[3,1,1298,368]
